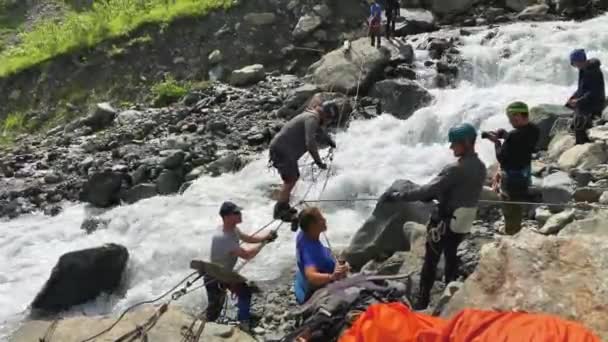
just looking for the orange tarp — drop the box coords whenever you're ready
[339,303,600,342]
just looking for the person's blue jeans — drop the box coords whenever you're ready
[235,285,252,321]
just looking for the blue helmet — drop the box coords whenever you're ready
[448,123,477,143]
[570,49,587,65]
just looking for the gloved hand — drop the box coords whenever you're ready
[384,191,401,202]
[317,162,328,170]
[266,230,278,243]
[328,139,337,149]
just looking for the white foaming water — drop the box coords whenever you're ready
[2,15,608,339]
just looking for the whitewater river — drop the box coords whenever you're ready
[2,14,607,339]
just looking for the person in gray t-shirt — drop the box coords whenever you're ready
[205,201,277,326]
[269,95,338,223]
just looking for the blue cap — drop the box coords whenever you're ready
[448,123,477,143]
[570,49,587,65]
[219,201,242,217]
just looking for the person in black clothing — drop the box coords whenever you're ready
[483,101,540,235]
[385,0,399,39]
[567,49,606,144]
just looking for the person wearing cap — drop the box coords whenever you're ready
[369,0,382,47]
[567,48,606,144]
[294,207,350,304]
[386,123,486,310]
[483,102,539,235]
[205,201,277,328]
[269,94,337,223]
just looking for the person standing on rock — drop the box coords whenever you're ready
[485,102,540,235]
[386,123,486,310]
[294,207,350,304]
[369,0,382,47]
[205,201,277,329]
[567,49,606,144]
[385,0,399,39]
[269,95,337,225]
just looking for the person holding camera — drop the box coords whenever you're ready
[566,49,605,145]
[483,102,539,235]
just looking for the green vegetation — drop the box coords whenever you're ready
[0,0,234,77]
[1,111,27,145]
[151,77,213,106]
[151,76,189,107]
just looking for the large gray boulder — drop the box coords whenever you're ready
[306,38,390,94]
[342,180,434,271]
[369,79,433,120]
[517,4,551,20]
[122,183,158,204]
[293,14,323,39]
[442,231,608,340]
[529,104,574,150]
[421,0,476,15]
[396,8,438,35]
[79,171,131,207]
[559,211,608,237]
[82,102,117,131]
[156,169,183,195]
[547,133,575,160]
[12,306,255,341]
[229,64,266,86]
[540,171,575,209]
[31,244,128,314]
[537,209,575,235]
[558,143,608,170]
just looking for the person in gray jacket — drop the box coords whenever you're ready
[269,95,338,223]
[386,123,486,310]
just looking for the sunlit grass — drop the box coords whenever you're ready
[0,0,234,77]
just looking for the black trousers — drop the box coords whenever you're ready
[573,110,592,144]
[385,10,396,38]
[417,220,465,307]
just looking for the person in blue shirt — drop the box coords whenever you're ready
[294,207,350,304]
[369,0,382,47]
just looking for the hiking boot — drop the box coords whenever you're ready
[274,202,298,223]
[413,295,430,311]
[291,220,299,232]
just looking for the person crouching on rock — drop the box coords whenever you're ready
[484,102,539,236]
[269,95,337,224]
[386,123,486,310]
[369,0,382,47]
[566,48,606,145]
[205,201,277,330]
[295,207,350,304]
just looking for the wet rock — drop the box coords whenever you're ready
[80,217,110,234]
[343,180,433,270]
[538,209,575,235]
[506,0,541,11]
[244,12,276,26]
[131,164,149,185]
[156,170,183,195]
[160,149,186,169]
[559,211,608,237]
[79,171,130,207]
[306,37,390,94]
[31,244,128,314]
[600,191,608,204]
[534,206,553,224]
[82,102,117,131]
[122,183,158,204]
[207,152,243,176]
[428,38,450,60]
[369,79,433,120]
[574,187,602,203]
[443,231,608,340]
[570,169,593,187]
[230,64,266,86]
[558,143,608,170]
[529,104,574,150]
[293,14,322,40]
